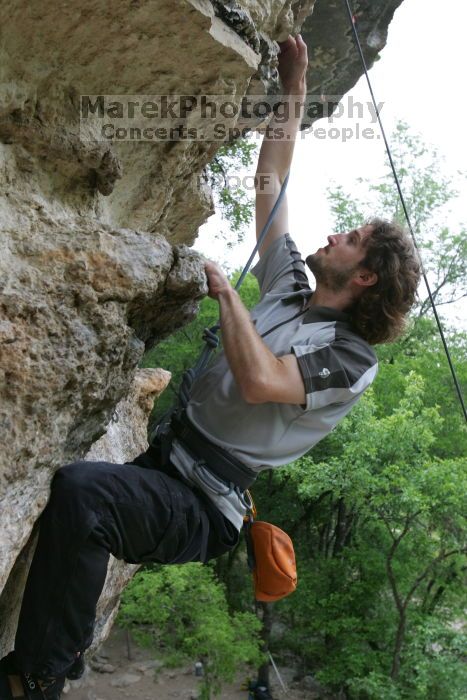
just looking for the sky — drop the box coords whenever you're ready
[194,0,466,328]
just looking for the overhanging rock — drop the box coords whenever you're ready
[302,0,404,124]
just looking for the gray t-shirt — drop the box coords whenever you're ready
[170,234,378,529]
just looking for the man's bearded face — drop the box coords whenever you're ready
[305,252,359,292]
[305,226,375,292]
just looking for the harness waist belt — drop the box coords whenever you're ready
[170,412,257,491]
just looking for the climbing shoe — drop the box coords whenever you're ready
[0,651,66,700]
[65,653,85,680]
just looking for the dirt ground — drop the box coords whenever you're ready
[63,625,310,700]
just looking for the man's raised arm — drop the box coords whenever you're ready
[255,34,308,257]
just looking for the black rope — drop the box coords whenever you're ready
[343,0,466,422]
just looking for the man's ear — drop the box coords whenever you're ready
[353,268,378,288]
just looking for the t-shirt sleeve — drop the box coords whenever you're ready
[291,334,378,411]
[251,233,310,300]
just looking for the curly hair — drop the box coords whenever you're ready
[349,218,422,345]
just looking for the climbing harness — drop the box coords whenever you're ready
[170,410,256,491]
[343,0,466,422]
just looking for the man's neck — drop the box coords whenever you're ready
[307,286,354,312]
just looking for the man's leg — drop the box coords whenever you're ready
[12,458,238,681]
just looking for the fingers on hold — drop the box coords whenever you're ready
[278,35,294,50]
[298,35,308,52]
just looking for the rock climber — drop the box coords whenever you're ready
[0,34,421,700]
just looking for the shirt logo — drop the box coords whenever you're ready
[319,368,331,379]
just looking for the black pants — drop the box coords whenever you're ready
[13,449,239,678]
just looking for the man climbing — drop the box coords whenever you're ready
[0,35,420,700]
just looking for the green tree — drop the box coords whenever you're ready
[250,375,467,699]
[374,317,467,458]
[117,563,263,699]
[207,138,258,248]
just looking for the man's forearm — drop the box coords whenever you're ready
[256,88,306,182]
[203,259,307,405]
[256,34,308,182]
[217,286,278,403]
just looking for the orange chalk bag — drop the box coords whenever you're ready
[243,492,297,603]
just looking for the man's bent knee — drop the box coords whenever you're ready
[52,461,99,493]
[48,461,114,520]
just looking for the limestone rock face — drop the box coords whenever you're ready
[0,0,404,660]
[86,367,172,464]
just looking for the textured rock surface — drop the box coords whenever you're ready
[86,367,171,464]
[0,229,204,490]
[0,368,171,655]
[302,0,404,124]
[0,0,404,661]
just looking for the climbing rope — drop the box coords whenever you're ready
[343,0,467,422]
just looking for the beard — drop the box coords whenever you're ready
[306,252,358,293]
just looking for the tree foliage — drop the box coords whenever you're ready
[251,375,466,699]
[206,138,258,248]
[117,563,263,699]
